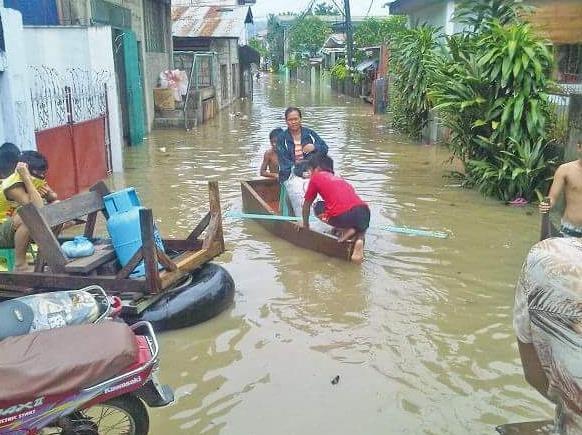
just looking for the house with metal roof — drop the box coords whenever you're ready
[321,33,346,69]
[172,4,258,112]
[388,0,582,89]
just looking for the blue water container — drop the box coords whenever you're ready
[103,188,165,277]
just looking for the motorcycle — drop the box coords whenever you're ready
[0,320,173,435]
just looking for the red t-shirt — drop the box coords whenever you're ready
[304,171,367,218]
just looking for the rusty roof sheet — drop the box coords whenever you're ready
[172,5,252,39]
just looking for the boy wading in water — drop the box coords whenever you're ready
[260,128,282,180]
[539,143,582,237]
[300,154,370,263]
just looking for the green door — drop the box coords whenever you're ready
[122,31,145,145]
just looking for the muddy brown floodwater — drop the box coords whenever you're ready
[110,75,552,434]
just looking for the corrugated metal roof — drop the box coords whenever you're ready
[172,5,252,39]
[322,33,346,49]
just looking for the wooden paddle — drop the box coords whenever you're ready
[225,212,449,239]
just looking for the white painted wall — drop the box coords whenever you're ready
[23,25,123,172]
[212,38,240,110]
[0,8,35,150]
[87,26,123,173]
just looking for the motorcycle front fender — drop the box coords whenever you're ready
[136,373,174,408]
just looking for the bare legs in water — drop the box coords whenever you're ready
[334,227,365,264]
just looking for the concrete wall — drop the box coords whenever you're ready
[407,1,447,31]
[0,8,35,150]
[143,2,173,132]
[211,38,240,110]
[402,0,464,36]
[60,0,172,132]
[106,0,172,132]
[23,25,124,172]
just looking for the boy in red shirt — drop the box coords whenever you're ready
[301,154,370,263]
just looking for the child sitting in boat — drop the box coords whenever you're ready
[300,154,370,264]
[260,128,282,180]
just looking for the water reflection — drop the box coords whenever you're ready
[115,74,556,434]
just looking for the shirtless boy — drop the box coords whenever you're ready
[539,143,582,237]
[260,128,282,180]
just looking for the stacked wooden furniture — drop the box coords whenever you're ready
[0,181,225,315]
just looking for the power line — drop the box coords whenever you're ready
[328,0,346,16]
[366,0,375,17]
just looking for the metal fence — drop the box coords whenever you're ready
[173,51,215,89]
[29,66,109,131]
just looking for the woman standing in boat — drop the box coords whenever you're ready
[276,107,328,215]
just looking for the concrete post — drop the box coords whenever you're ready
[373,78,386,114]
[0,8,35,149]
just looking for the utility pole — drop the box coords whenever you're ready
[344,0,354,69]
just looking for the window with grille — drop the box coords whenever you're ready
[91,0,131,28]
[556,44,582,83]
[195,57,212,88]
[144,0,166,53]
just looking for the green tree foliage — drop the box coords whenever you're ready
[329,59,349,80]
[289,16,332,57]
[453,0,528,32]
[249,37,268,58]
[353,16,407,48]
[391,25,441,139]
[266,14,285,69]
[312,2,339,16]
[428,1,557,201]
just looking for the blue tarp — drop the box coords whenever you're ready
[4,0,59,26]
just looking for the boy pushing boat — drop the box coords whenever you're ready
[299,154,370,264]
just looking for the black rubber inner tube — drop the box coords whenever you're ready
[122,263,235,331]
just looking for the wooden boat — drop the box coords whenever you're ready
[495,420,553,434]
[240,179,355,261]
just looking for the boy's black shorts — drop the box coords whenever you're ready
[314,202,370,232]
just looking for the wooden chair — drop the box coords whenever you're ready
[18,181,115,275]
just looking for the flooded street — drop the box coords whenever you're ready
[115,76,551,434]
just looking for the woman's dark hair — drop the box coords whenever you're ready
[284,107,302,120]
[0,142,21,178]
[293,160,311,177]
[269,127,284,142]
[19,150,48,173]
[307,153,334,174]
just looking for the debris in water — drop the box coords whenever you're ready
[508,197,528,206]
[331,375,340,385]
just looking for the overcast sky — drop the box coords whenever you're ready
[251,0,389,19]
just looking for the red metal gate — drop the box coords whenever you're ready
[30,67,111,199]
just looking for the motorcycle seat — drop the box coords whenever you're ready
[0,321,138,403]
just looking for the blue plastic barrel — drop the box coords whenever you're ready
[103,188,165,277]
